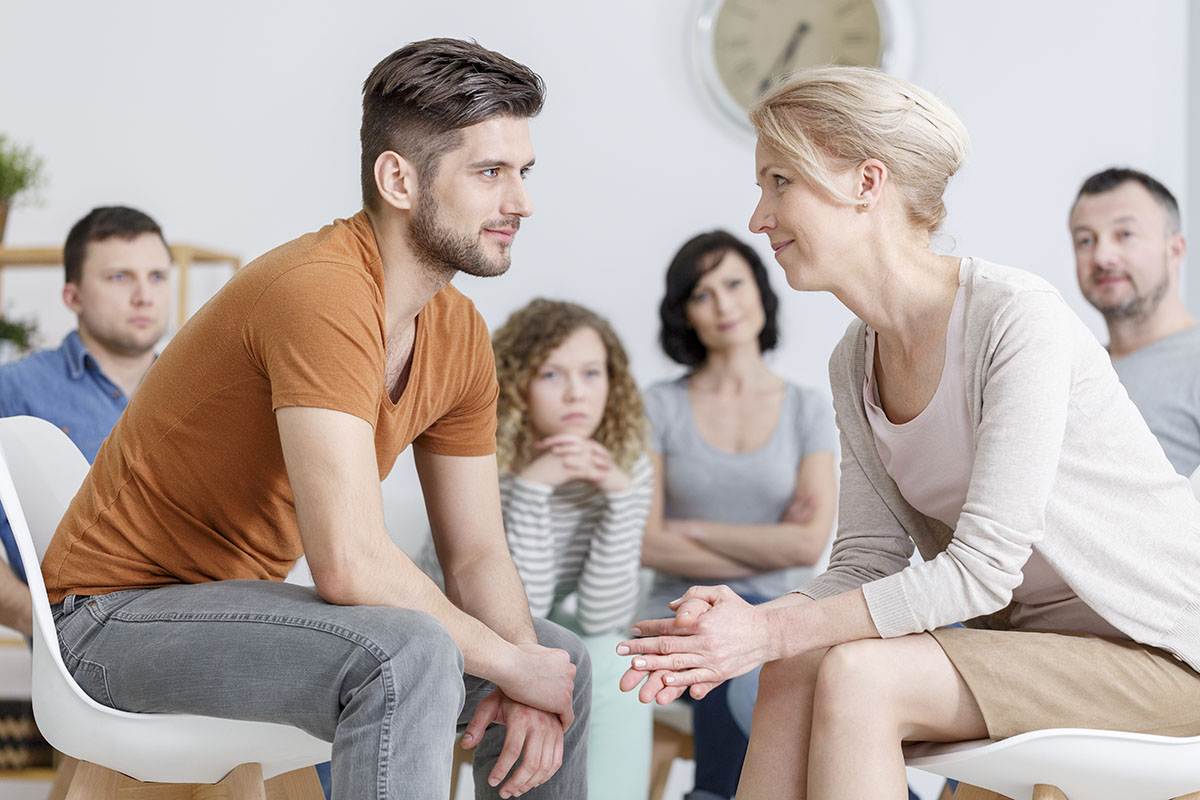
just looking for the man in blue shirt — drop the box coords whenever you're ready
[0,205,170,635]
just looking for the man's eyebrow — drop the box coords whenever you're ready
[466,158,536,170]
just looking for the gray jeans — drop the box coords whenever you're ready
[52,580,590,799]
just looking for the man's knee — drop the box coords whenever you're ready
[352,608,465,703]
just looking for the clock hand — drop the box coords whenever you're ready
[759,21,811,95]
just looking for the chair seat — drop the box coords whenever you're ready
[904,728,1200,800]
[32,627,332,784]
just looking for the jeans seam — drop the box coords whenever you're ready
[108,610,396,664]
[379,663,395,800]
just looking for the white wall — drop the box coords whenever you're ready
[0,0,1188,542]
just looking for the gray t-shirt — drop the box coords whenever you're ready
[1111,325,1200,476]
[644,377,837,614]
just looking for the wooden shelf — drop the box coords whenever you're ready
[0,243,242,328]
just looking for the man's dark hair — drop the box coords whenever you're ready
[659,230,781,368]
[360,38,545,209]
[63,206,167,285]
[1075,167,1181,233]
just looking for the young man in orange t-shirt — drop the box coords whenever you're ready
[42,39,589,799]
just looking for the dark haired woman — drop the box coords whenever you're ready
[641,230,837,800]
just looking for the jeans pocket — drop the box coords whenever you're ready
[69,658,116,708]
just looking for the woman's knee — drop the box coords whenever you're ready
[812,639,900,718]
[757,647,825,699]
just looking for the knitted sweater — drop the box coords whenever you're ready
[503,454,653,635]
[800,258,1200,671]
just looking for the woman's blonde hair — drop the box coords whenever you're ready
[492,298,647,476]
[750,66,969,234]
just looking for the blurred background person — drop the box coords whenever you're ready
[640,231,837,800]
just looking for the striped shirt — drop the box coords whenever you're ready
[502,454,653,636]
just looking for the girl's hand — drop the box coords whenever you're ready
[532,434,632,493]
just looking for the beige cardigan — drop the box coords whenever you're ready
[800,257,1200,671]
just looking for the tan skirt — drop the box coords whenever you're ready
[929,627,1200,740]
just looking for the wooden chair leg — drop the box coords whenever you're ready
[64,760,269,800]
[265,766,325,800]
[649,722,693,800]
[952,783,1014,800]
[937,782,955,800]
[48,755,80,800]
[63,761,124,800]
[1032,785,1068,800]
[194,762,266,800]
[449,741,472,799]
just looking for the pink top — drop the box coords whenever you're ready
[863,265,1125,639]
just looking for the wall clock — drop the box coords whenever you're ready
[691,0,914,132]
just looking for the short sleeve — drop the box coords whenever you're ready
[243,263,385,425]
[643,381,673,453]
[413,302,499,457]
[795,386,838,457]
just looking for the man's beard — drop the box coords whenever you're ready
[1091,261,1171,323]
[409,192,517,280]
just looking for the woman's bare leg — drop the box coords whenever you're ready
[735,647,828,800]
[807,633,987,799]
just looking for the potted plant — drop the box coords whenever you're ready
[0,135,46,245]
[0,314,36,364]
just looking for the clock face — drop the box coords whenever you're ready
[698,0,891,122]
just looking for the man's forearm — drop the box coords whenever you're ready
[444,550,539,645]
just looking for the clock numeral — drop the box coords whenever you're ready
[835,0,864,18]
[717,35,750,50]
[733,59,757,80]
[843,32,868,44]
[724,2,756,20]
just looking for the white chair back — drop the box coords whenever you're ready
[0,415,331,784]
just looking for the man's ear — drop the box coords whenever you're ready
[1169,230,1187,269]
[374,150,418,211]
[62,281,83,315]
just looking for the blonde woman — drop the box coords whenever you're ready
[488,298,654,798]
[618,67,1200,799]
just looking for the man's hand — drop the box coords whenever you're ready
[617,585,772,705]
[497,642,577,728]
[462,689,565,799]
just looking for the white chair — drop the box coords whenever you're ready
[905,466,1200,800]
[0,415,331,798]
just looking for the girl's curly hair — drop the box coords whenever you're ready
[492,298,647,476]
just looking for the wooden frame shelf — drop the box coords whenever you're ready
[0,244,242,327]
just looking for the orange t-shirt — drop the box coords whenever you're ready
[43,212,497,603]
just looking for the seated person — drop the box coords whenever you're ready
[0,205,170,636]
[619,66,1200,799]
[640,230,837,800]
[422,297,653,798]
[40,39,588,800]
[1070,167,1200,476]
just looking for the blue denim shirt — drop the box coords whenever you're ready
[0,332,130,581]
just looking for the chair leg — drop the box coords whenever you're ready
[1032,785,1068,800]
[48,755,80,800]
[449,742,472,799]
[63,761,124,800]
[63,760,270,800]
[649,722,693,800]
[265,766,325,800]
[952,783,1014,800]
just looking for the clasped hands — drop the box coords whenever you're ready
[617,584,771,705]
[461,642,576,798]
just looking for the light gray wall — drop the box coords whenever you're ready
[0,0,1187,542]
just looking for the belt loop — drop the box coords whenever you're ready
[62,595,77,614]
